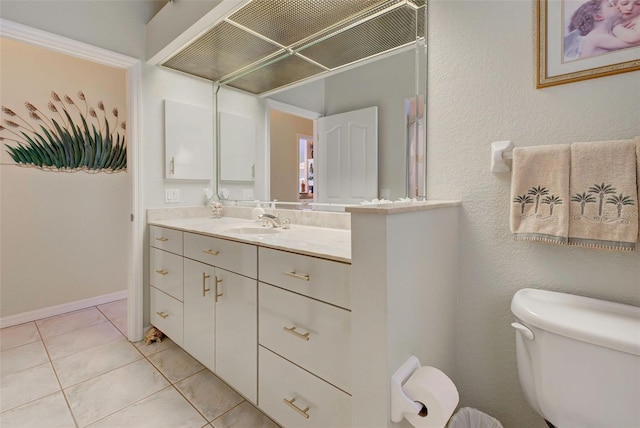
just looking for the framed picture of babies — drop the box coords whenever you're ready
[536,0,640,88]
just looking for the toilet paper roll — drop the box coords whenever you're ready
[403,366,459,428]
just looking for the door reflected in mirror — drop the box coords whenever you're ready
[269,103,378,206]
[269,108,315,203]
[298,135,314,200]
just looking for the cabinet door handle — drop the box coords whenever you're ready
[155,237,168,242]
[155,269,169,276]
[202,272,211,297]
[170,157,175,175]
[202,249,220,256]
[215,276,223,302]
[283,326,310,341]
[156,311,169,319]
[284,271,310,281]
[283,398,310,419]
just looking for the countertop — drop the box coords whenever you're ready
[148,217,351,263]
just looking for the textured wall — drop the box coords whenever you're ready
[427,2,640,427]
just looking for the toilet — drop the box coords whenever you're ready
[511,288,640,428]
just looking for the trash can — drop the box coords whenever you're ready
[447,407,504,428]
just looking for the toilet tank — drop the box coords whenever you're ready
[511,288,640,428]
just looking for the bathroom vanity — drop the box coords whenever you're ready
[147,200,459,427]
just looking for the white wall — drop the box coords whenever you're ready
[427,2,640,427]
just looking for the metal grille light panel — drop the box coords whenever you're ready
[298,5,424,70]
[225,54,325,94]
[228,0,398,47]
[160,0,426,93]
[163,21,281,81]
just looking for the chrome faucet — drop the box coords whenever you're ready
[259,213,282,228]
[259,213,290,229]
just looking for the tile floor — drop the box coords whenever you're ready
[0,299,279,428]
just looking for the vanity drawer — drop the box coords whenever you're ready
[150,247,184,301]
[149,225,183,255]
[259,346,351,428]
[259,283,351,393]
[258,248,351,309]
[184,232,257,278]
[150,286,183,346]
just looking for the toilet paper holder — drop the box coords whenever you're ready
[391,356,429,422]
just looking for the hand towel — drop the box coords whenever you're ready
[510,144,570,245]
[568,139,638,251]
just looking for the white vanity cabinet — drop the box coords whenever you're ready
[257,247,352,427]
[183,259,215,370]
[183,232,258,403]
[214,267,257,403]
[149,224,353,427]
[149,226,184,346]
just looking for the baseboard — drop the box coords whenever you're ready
[0,290,127,329]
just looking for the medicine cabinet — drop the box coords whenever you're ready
[164,99,213,180]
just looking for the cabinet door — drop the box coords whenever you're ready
[219,111,255,182]
[164,99,213,180]
[215,268,257,403]
[184,259,215,371]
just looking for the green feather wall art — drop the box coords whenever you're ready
[1,91,126,172]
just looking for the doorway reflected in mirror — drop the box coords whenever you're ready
[298,134,314,200]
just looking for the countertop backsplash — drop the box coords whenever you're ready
[147,205,351,230]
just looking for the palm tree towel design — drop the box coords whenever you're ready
[510,145,570,245]
[568,140,638,251]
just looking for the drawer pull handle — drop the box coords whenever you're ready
[202,249,220,256]
[283,326,310,341]
[284,271,310,281]
[155,237,168,242]
[155,269,169,276]
[283,398,310,419]
[156,311,169,319]
[215,276,223,303]
[202,273,211,297]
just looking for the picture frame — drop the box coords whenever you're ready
[536,0,640,88]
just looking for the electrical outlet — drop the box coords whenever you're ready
[243,189,254,200]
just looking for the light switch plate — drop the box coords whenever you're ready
[164,188,180,203]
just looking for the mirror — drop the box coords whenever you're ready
[213,5,427,210]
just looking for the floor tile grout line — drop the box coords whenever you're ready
[2,300,279,428]
[96,344,212,426]
[52,344,145,391]
[0,322,41,353]
[33,318,81,428]
[36,307,110,341]
[80,385,177,428]
[166,371,219,424]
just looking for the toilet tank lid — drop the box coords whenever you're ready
[511,288,640,356]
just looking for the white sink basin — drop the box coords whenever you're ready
[225,226,283,235]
